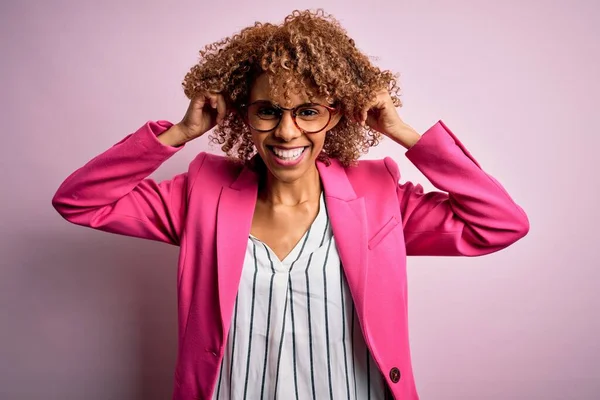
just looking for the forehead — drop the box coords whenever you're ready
[249,73,326,106]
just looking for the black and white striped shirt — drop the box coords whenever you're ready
[212,193,388,399]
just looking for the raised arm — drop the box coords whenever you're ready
[52,121,197,245]
[386,121,529,256]
[52,93,227,245]
[359,89,528,256]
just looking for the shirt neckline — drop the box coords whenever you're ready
[249,191,328,266]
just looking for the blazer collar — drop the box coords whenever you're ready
[316,158,358,202]
[317,158,368,317]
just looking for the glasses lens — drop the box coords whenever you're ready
[295,104,331,133]
[247,102,280,131]
[247,102,332,133]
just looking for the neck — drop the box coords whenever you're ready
[260,164,321,206]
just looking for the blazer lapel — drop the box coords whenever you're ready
[317,160,369,318]
[216,164,258,338]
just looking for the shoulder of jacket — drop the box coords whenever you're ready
[346,157,400,182]
[188,152,245,184]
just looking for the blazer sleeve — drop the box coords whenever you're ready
[52,120,202,246]
[384,120,529,256]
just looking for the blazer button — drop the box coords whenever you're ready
[389,367,401,383]
[205,347,219,357]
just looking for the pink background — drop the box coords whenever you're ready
[2,0,598,399]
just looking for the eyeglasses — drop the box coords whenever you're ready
[242,100,338,134]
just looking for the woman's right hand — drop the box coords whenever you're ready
[177,92,227,140]
[159,92,227,147]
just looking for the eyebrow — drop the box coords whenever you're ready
[253,100,320,108]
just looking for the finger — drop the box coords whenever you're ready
[361,108,368,126]
[208,93,218,109]
[215,94,227,124]
[190,95,202,108]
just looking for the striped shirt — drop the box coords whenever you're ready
[212,193,390,399]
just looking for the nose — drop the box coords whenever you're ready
[273,111,301,142]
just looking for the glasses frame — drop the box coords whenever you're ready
[241,100,338,134]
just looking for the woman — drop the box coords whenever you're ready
[52,10,529,400]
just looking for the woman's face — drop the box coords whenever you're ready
[247,74,341,183]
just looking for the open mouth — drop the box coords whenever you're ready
[267,145,309,165]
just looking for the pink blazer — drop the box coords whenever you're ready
[52,120,529,399]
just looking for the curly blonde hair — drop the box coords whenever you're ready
[182,9,401,166]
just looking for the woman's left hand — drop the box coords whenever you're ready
[358,89,421,149]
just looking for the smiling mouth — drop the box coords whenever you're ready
[267,145,309,161]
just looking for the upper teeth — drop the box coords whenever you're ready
[272,147,304,159]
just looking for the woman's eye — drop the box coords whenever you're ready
[298,108,319,117]
[257,107,278,117]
